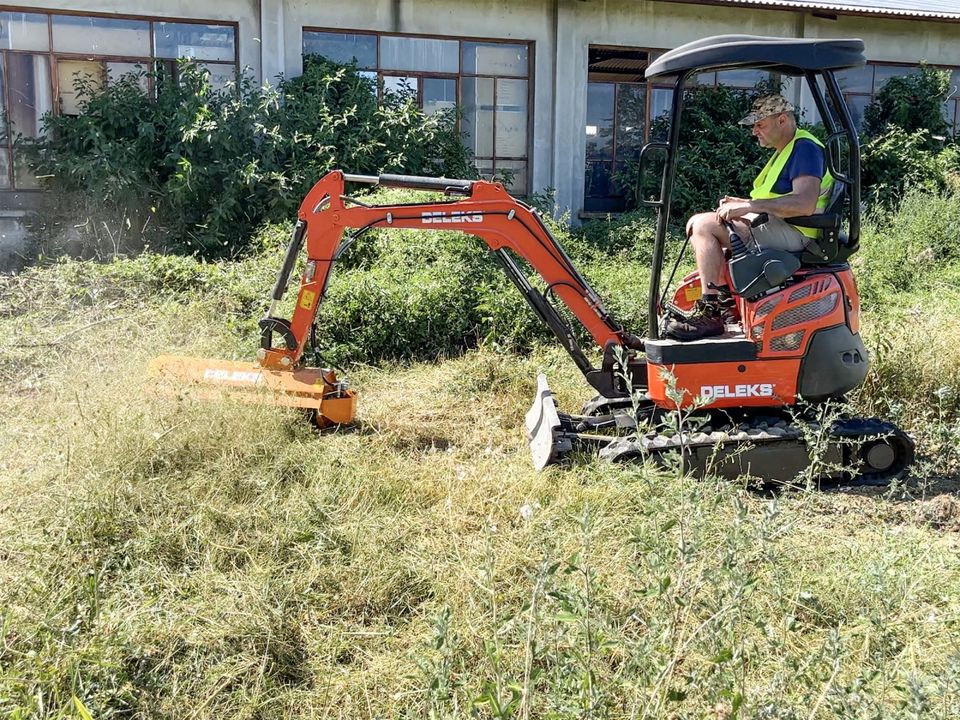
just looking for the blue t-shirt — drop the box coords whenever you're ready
[771,138,826,194]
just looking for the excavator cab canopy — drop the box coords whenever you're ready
[638,34,866,340]
[645,35,865,79]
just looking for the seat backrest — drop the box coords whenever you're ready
[789,177,858,266]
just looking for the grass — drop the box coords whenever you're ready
[2,192,960,718]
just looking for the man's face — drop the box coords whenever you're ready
[751,114,781,148]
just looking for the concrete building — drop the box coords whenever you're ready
[0,0,958,265]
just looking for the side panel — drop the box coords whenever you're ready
[836,267,861,335]
[647,359,800,409]
[797,326,869,401]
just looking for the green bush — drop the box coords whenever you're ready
[860,65,956,209]
[617,81,781,221]
[855,187,960,303]
[862,64,952,141]
[861,127,951,208]
[20,58,474,260]
[10,181,659,366]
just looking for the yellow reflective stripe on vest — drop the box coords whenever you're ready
[749,128,834,239]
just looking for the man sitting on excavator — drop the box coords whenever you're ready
[666,94,834,341]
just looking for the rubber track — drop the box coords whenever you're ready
[598,413,913,486]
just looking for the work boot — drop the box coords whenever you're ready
[665,296,726,341]
[709,284,740,324]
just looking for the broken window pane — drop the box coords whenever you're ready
[495,78,527,157]
[8,53,52,135]
[0,12,48,52]
[461,77,494,158]
[106,62,149,92]
[380,36,458,73]
[0,148,11,189]
[423,77,456,116]
[462,42,527,77]
[154,22,235,62]
[57,59,102,116]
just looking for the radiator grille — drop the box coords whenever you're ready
[772,292,838,330]
[755,296,781,320]
[789,284,812,303]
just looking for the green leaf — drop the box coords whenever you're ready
[73,697,94,720]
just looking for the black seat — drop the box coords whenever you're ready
[785,179,858,265]
[727,179,857,299]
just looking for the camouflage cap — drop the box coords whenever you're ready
[738,94,796,125]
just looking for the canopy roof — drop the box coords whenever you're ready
[645,35,865,79]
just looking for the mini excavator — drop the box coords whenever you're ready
[152,35,914,485]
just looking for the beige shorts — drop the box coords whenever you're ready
[744,213,809,253]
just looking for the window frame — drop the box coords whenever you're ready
[837,60,960,136]
[0,7,239,191]
[302,26,534,195]
[584,44,782,213]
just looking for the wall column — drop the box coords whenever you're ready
[552,0,586,218]
[260,0,285,86]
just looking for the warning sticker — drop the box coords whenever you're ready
[299,289,316,310]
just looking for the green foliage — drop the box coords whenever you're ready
[617,81,781,221]
[855,187,960,302]
[20,58,474,259]
[860,65,956,209]
[862,64,952,141]
[861,127,951,208]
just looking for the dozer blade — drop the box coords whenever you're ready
[148,355,356,426]
[525,374,572,470]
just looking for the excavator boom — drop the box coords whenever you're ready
[152,170,642,426]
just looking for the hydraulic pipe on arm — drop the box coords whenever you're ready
[257,170,643,396]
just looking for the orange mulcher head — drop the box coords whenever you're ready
[148,355,356,429]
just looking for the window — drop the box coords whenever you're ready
[584,46,779,213]
[835,63,960,135]
[584,47,648,212]
[303,29,531,194]
[0,11,238,190]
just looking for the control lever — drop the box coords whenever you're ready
[722,220,749,258]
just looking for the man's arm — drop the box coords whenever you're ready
[718,175,820,220]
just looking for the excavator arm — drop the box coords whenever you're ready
[150,169,644,446]
[258,170,642,397]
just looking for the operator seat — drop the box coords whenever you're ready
[785,177,857,266]
[726,178,856,300]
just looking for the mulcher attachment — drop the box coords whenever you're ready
[149,355,356,428]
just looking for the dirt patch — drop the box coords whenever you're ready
[916,494,960,531]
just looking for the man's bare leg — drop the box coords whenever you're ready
[665,213,747,341]
[686,211,745,294]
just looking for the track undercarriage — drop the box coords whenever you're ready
[526,375,915,487]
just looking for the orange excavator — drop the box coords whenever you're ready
[152,35,914,485]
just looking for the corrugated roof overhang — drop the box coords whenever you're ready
[653,0,960,23]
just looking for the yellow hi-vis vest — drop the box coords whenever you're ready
[749,128,834,239]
